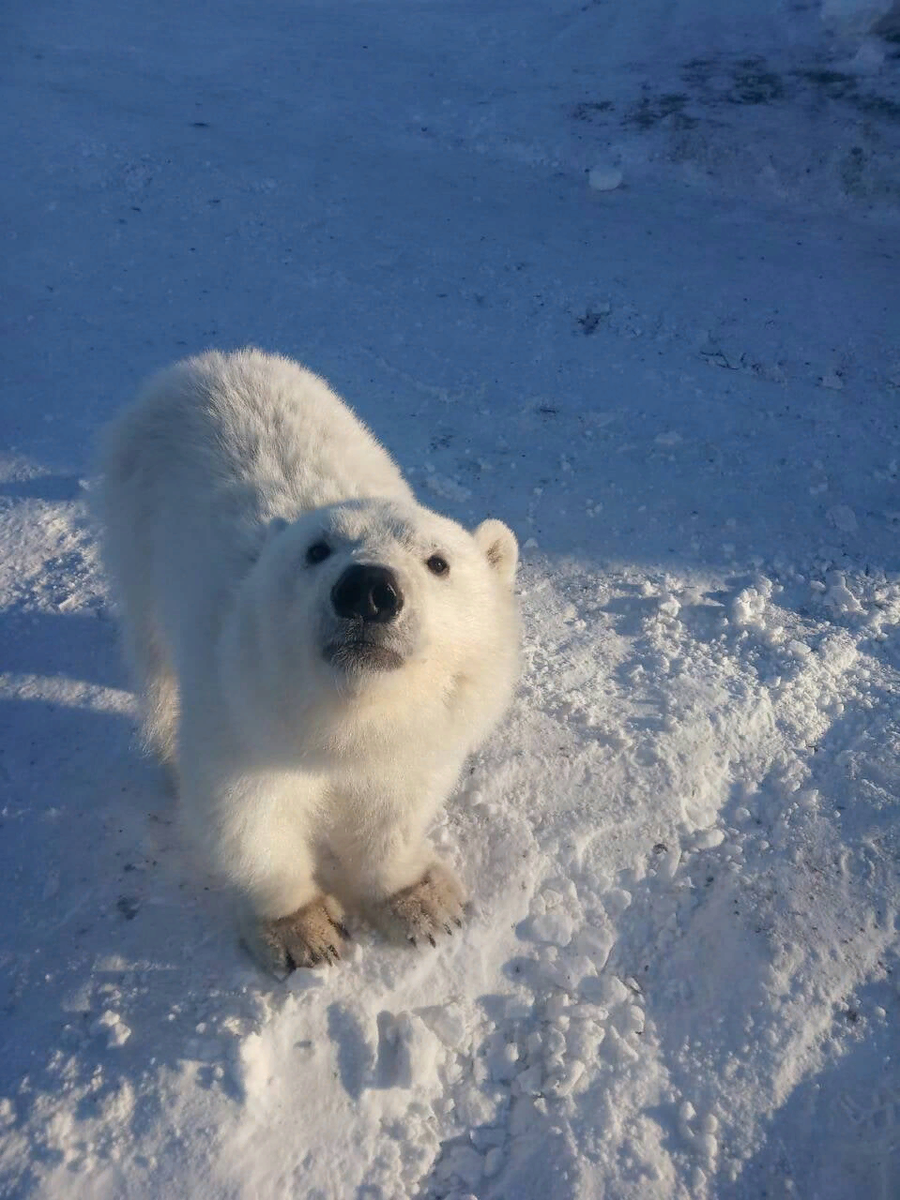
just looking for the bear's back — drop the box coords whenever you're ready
[105,349,414,524]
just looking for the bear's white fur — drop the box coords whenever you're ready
[98,349,519,974]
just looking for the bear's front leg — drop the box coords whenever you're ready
[243,895,348,976]
[329,775,469,948]
[186,768,347,977]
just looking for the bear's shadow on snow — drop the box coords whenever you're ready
[0,474,84,503]
[0,612,267,1135]
[1,607,122,691]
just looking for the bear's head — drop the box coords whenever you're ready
[229,498,519,761]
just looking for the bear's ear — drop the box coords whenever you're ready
[266,516,289,540]
[474,519,518,588]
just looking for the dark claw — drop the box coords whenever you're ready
[326,944,340,962]
[308,951,322,966]
[444,924,454,936]
[427,933,437,948]
[409,936,417,948]
[454,917,463,928]
[285,952,297,973]
[333,921,351,940]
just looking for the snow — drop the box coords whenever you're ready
[2,0,899,1197]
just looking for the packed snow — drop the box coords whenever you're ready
[2,0,899,1197]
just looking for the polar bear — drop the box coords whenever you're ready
[97,349,519,975]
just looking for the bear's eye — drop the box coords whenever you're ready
[426,554,449,577]
[306,541,332,565]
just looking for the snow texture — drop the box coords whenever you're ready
[1,1,899,1197]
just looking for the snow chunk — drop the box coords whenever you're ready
[601,1026,638,1065]
[678,1100,697,1134]
[593,975,631,1007]
[689,827,725,850]
[588,164,623,192]
[378,1012,441,1089]
[574,921,615,969]
[655,844,681,881]
[488,1039,520,1082]
[622,1004,645,1035]
[826,504,858,533]
[418,1002,468,1052]
[546,1059,585,1097]
[543,953,596,993]
[695,1132,719,1161]
[423,472,471,503]
[529,912,575,946]
[786,639,812,658]
[824,572,864,614]
[91,1010,131,1047]
[657,591,681,618]
[730,581,772,630]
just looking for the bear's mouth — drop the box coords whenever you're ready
[323,639,405,673]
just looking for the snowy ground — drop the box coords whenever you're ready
[2,1,900,1197]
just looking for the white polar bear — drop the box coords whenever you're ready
[98,349,519,975]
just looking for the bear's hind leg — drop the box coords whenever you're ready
[123,620,179,770]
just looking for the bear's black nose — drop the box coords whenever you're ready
[331,565,404,623]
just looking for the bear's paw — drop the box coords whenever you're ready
[377,861,467,948]
[247,896,348,977]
